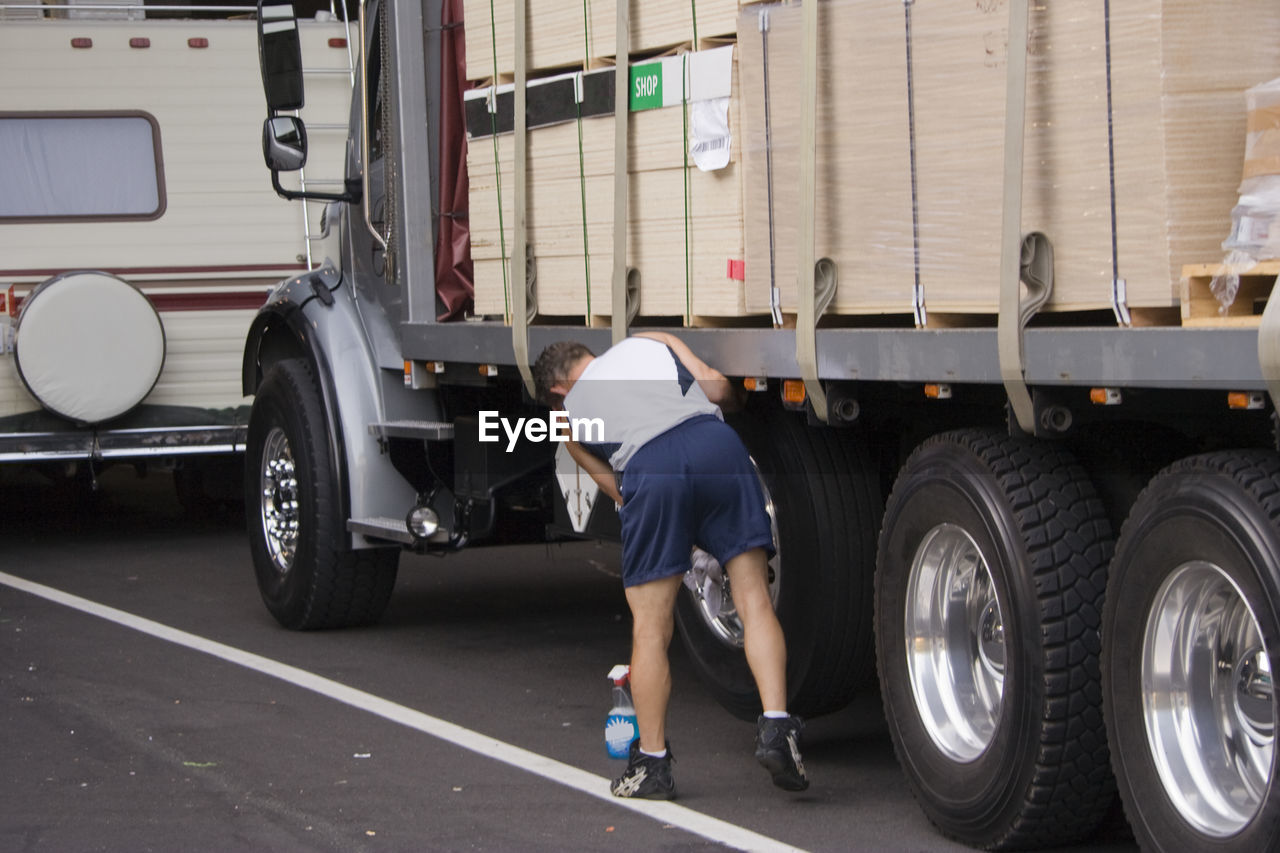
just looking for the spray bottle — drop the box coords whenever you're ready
[605,664,637,759]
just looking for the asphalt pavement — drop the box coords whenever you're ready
[0,463,1138,852]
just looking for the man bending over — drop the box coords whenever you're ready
[533,332,808,799]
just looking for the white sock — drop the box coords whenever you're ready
[640,746,668,758]
[763,710,789,719]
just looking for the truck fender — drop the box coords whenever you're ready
[242,264,417,548]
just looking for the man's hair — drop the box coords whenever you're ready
[532,341,593,407]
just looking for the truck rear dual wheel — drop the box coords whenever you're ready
[246,358,398,630]
[875,429,1115,849]
[674,409,883,721]
[1103,452,1280,851]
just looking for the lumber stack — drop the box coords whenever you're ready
[468,98,747,318]
[462,0,738,81]
[738,1,913,316]
[739,0,1280,317]
[465,2,749,321]
[465,1,1280,325]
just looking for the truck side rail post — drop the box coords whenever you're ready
[1258,278,1280,425]
[510,0,535,397]
[611,0,630,346]
[795,0,828,423]
[996,0,1036,435]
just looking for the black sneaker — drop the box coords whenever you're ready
[610,741,676,800]
[755,715,809,791]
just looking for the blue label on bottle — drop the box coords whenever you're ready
[605,713,637,758]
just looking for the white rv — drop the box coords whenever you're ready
[0,1,352,494]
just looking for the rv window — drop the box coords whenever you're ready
[0,112,166,222]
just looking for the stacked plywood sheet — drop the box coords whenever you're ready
[738,1,914,315]
[739,0,1280,317]
[467,47,749,320]
[463,0,739,80]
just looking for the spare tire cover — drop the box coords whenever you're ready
[15,271,166,424]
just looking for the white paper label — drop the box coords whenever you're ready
[690,97,731,171]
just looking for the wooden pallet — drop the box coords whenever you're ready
[1180,261,1280,327]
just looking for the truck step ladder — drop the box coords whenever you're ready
[354,420,456,544]
[346,516,416,545]
[295,7,357,268]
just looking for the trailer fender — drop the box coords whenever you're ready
[242,264,417,547]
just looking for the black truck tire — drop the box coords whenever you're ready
[674,408,882,721]
[1103,452,1280,851]
[875,429,1115,849]
[245,358,398,629]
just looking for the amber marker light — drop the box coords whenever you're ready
[781,380,807,405]
[1227,391,1266,410]
[1090,387,1122,405]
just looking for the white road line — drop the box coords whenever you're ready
[1,572,808,853]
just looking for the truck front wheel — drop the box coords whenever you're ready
[246,358,398,629]
[1103,452,1280,850]
[875,429,1114,848]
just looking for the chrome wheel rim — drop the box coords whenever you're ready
[259,426,299,574]
[683,463,780,649]
[905,523,1006,762]
[1142,561,1274,838]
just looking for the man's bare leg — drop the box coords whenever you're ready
[623,573,684,753]
[726,546,808,791]
[724,546,787,711]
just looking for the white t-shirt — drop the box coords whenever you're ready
[563,337,722,470]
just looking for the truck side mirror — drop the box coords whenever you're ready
[262,116,308,171]
[257,2,304,112]
[254,1,359,204]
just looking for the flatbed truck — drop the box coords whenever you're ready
[243,2,1280,849]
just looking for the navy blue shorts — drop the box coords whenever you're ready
[617,415,776,588]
